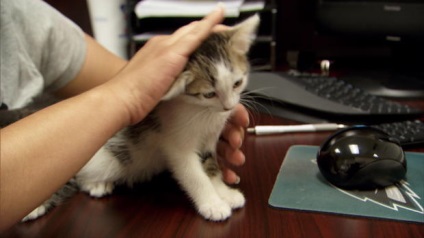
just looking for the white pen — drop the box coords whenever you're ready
[247,123,346,135]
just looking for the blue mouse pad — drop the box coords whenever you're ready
[269,145,424,223]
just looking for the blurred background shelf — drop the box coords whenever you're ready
[125,0,277,71]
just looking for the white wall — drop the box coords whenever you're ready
[87,0,128,59]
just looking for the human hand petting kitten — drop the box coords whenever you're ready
[101,5,248,184]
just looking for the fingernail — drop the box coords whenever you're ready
[236,134,243,148]
[234,176,241,184]
[240,154,246,165]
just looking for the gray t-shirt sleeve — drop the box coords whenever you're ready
[0,0,86,108]
[38,5,87,92]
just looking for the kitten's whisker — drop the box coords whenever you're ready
[241,91,274,115]
[243,87,276,102]
[240,92,275,126]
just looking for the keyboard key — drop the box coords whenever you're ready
[371,120,424,147]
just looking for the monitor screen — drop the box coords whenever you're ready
[316,0,424,41]
[314,0,424,98]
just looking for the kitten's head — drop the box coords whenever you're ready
[178,14,260,111]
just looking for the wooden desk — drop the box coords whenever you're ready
[3,106,424,238]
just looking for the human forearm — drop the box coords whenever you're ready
[0,87,129,230]
[0,6,225,231]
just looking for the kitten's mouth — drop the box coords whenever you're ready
[220,107,235,113]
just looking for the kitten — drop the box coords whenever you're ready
[22,14,259,222]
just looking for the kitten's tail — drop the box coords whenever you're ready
[22,179,79,222]
[49,179,79,206]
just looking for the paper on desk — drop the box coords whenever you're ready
[134,0,265,19]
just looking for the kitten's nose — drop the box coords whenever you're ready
[222,99,236,111]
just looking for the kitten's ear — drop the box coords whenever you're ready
[230,14,260,54]
[162,71,193,101]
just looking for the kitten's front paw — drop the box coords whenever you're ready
[81,181,114,198]
[220,189,245,209]
[22,205,47,222]
[198,199,232,221]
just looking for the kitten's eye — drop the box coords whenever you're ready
[203,92,216,99]
[233,79,243,89]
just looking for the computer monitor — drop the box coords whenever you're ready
[315,0,424,98]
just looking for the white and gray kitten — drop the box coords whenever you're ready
[23,14,259,222]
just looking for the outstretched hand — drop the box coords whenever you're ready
[218,104,249,184]
[104,6,226,126]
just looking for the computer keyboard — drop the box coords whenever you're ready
[300,76,415,114]
[340,73,424,99]
[245,71,424,147]
[245,71,424,123]
[370,120,424,147]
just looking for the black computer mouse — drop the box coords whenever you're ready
[317,126,407,190]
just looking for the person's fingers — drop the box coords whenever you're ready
[166,7,226,52]
[222,167,240,184]
[217,140,245,166]
[212,24,231,32]
[229,104,250,128]
[221,123,244,149]
[171,6,225,55]
[167,21,199,43]
[220,104,249,149]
